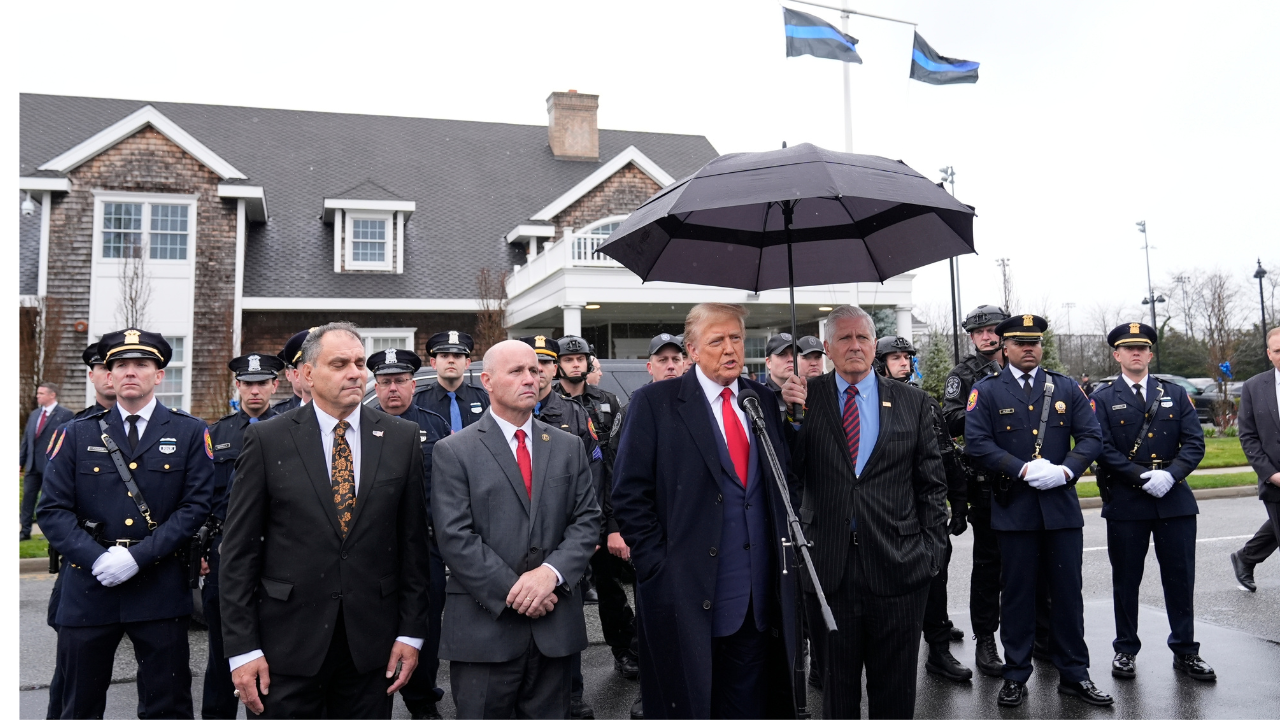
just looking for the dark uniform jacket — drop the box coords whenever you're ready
[1091,377,1203,520]
[964,366,1103,532]
[415,380,490,430]
[208,407,279,522]
[72,402,110,421]
[270,394,303,414]
[37,403,216,626]
[537,390,609,536]
[926,395,968,511]
[386,403,451,521]
[941,352,1002,438]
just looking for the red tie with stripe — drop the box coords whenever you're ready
[720,388,749,487]
[843,385,861,468]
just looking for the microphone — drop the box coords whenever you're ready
[737,388,766,430]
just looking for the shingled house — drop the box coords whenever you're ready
[18,91,918,420]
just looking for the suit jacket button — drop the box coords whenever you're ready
[341,552,348,559]
[702,600,712,610]
[331,592,340,599]
[743,543,750,550]
[709,547,717,556]
[716,494,723,503]
[530,546,539,553]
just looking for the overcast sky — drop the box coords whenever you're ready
[10,0,1278,334]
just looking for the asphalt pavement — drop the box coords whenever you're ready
[19,496,1280,719]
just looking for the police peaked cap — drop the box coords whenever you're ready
[228,353,285,382]
[368,346,423,375]
[82,342,105,368]
[995,314,1048,340]
[962,305,1010,333]
[427,331,474,356]
[648,333,683,356]
[765,333,796,357]
[796,335,825,356]
[1108,322,1157,348]
[520,335,560,359]
[98,328,172,369]
[556,336,591,357]
[279,329,313,367]
[875,336,915,359]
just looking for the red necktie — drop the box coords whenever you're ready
[515,429,533,499]
[720,388,749,487]
[36,410,48,437]
[843,386,861,468]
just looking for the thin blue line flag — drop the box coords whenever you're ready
[784,8,862,64]
[910,32,979,85]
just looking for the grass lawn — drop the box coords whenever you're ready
[1076,471,1257,499]
[1200,436,1247,468]
[20,536,49,559]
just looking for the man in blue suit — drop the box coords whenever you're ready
[965,314,1112,708]
[612,302,805,719]
[20,381,74,540]
[38,328,215,718]
[1091,323,1215,681]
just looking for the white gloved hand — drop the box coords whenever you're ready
[1021,458,1055,483]
[1028,465,1070,490]
[91,546,140,587]
[1140,469,1176,498]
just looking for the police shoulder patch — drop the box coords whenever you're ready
[945,375,961,399]
[1090,398,1097,413]
[204,428,214,459]
[965,389,979,412]
[587,417,598,441]
[49,429,65,459]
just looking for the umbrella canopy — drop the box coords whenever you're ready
[597,143,976,291]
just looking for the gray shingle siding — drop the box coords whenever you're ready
[20,94,718,300]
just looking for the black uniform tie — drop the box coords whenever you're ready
[1021,375,1033,395]
[1133,382,1145,407]
[126,415,141,450]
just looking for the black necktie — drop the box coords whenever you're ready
[126,415,141,450]
[1133,383,1145,407]
[1021,375,1033,395]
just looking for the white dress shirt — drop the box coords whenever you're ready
[228,403,421,673]
[1009,365,1040,389]
[694,365,752,447]
[1120,372,1150,403]
[486,410,565,586]
[116,396,158,437]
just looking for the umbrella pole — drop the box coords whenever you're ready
[783,203,804,422]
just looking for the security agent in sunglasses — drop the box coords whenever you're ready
[963,315,1111,708]
[875,336,973,682]
[36,329,216,718]
[1090,323,1214,682]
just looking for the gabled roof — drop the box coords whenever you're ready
[19,94,718,300]
[530,145,674,222]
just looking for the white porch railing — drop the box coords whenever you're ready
[506,229,626,298]
[569,233,624,268]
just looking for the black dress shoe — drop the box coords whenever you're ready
[1231,551,1257,592]
[630,693,644,719]
[583,586,599,604]
[949,625,966,642]
[614,649,641,679]
[19,530,31,541]
[997,679,1026,707]
[1058,679,1114,706]
[569,697,595,719]
[1173,654,1217,681]
[974,634,1004,678]
[1111,652,1136,679]
[926,642,974,682]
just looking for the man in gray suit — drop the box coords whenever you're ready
[20,382,74,540]
[432,340,602,719]
[1230,327,1280,592]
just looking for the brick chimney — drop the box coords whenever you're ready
[547,90,599,162]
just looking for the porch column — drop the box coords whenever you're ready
[896,306,914,341]
[562,304,584,336]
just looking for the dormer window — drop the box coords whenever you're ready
[323,195,415,274]
[346,213,392,270]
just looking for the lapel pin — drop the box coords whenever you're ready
[882,401,892,407]
[372,430,384,437]
[542,433,550,442]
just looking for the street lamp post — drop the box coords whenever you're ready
[1136,220,1164,372]
[1256,260,1269,359]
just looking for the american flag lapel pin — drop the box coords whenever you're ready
[372,430,384,437]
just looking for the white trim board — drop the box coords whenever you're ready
[217,184,268,222]
[19,177,71,192]
[323,198,415,223]
[241,297,482,311]
[38,105,247,180]
[504,224,557,244]
[530,146,675,222]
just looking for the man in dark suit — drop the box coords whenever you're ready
[791,307,948,719]
[1230,326,1280,592]
[431,340,601,719]
[20,381,74,540]
[415,331,490,432]
[965,314,1111,708]
[613,302,804,719]
[1092,323,1214,681]
[220,322,431,719]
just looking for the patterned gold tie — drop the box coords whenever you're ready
[331,420,356,536]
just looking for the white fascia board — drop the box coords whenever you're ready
[504,224,557,244]
[531,146,675,222]
[241,296,480,312]
[322,198,416,223]
[218,184,268,222]
[19,177,71,192]
[38,105,248,180]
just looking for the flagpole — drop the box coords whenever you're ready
[786,0,916,27]
[841,12,853,152]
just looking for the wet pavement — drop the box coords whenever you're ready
[20,496,1280,718]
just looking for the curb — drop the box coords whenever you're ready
[1079,484,1257,509]
[19,558,50,574]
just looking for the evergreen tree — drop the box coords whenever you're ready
[921,332,953,401]
[1041,328,1065,373]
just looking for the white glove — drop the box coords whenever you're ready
[1140,469,1176,498]
[1028,465,1070,491]
[91,546,140,587]
[1021,458,1055,483]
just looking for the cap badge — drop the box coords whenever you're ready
[1129,322,1141,334]
[247,355,261,372]
[124,329,141,344]
[535,335,546,348]
[449,330,460,345]
[1022,315,1034,327]
[385,348,397,365]
[661,333,671,340]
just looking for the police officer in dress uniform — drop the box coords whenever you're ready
[1092,323,1216,681]
[964,315,1112,708]
[414,331,490,432]
[517,336,607,719]
[875,336,974,682]
[271,329,313,413]
[37,329,215,719]
[200,352,283,718]
[368,347,452,719]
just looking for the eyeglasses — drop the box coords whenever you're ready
[375,377,415,387]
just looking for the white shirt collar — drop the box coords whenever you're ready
[117,395,157,422]
[313,402,361,436]
[1122,373,1149,392]
[42,401,58,414]
[1010,365,1040,382]
[695,364,739,403]
[490,410,534,444]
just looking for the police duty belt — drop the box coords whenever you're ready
[1126,384,1165,465]
[98,418,158,530]
[1031,377,1056,460]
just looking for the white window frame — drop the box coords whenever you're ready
[358,328,416,355]
[92,191,199,264]
[156,335,191,411]
[344,211,395,271]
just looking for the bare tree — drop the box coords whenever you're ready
[18,295,69,423]
[474,267,509,356]
[1191,270,1245,425]
[116,246,152,329]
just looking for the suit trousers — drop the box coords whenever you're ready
[259,611,393,719]
[57,616,192,719]
[923,537,956,644]
[1107,515,1198,656]
[201,539,238,719]
[21,470,43,533]
[399,542,447,714]
[591,547,637,654]
[996,528,1089,684]
[807,537,930,720]
[1239,501,1280,567]
[709,600,769,720]
[450,637,572,719]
